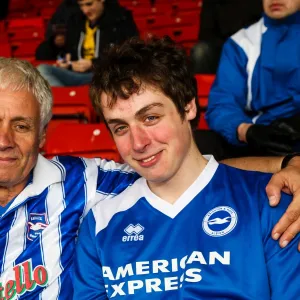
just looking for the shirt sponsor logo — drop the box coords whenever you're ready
[103,251,230,297]
[27,213,49,241]
[202,206,238,237]
[0,259,48,299]
[122,224,144,242]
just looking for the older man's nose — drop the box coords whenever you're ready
[0,127,15,151]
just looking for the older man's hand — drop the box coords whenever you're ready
[266,155,300,251]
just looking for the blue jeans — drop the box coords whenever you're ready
[37,64,93,87]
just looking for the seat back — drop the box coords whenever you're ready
[43,123,121,161]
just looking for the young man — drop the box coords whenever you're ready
[73,37,300,299]
[204,0,300,158]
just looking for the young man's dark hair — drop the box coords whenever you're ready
[90,36,200,129]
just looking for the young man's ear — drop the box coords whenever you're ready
[185,98,197,121]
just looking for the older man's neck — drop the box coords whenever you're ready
[0,184,26,207]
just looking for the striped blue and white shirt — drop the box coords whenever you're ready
[0,154,139,299]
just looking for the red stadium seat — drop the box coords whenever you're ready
[0,21,6,33]
[172,1,202,13]
[7,17,44,31]
[0,43,12,57]
[29,0,61,9]
[8,27,44,43]
[197,112,209,130]
[7,10,39,20]
[8,0,27,12]
[11,41,40,60]
[195,74,215,97]
[168,25,199,44]
[0,33,9,43]
[195,75,215,110]
[40,7,57,21]
[43,123,121,161]
[52,86,97,123]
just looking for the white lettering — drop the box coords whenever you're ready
[115,264,134,280]
[209,251,230,265]
[110,282,126,298]
[164,276,178,291]
[128,280,143,294]
[136,261,150,275]
[171,258,178,272]
[152,260,170,273]
[103,267,115,280]
[186,251,207,265]
[180,255,188,269]
[145,278,162,293]
[185,268,202,282]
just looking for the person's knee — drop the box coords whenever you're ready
[190,42,212,61]
[37,64,53,75]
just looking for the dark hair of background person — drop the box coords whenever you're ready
[0,0,10,20]
[199,0,263,49]
[90,36,200,130]
[190,0,263,74]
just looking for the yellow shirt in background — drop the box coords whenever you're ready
[83,20,98,60]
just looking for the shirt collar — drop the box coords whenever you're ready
[2,155,64,216]
[263,11,300,27]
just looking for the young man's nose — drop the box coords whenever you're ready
[131,126,151,152]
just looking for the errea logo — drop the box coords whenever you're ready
[122,224,144,242]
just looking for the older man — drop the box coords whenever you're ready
[0,57,299,299]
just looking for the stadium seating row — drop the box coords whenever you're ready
[1,0,208,162]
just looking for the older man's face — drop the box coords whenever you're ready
[0,89,45,190]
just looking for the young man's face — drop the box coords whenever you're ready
[0,89,45,190]
[78,0,105,24]
[101,87,197,184]
[263,0,300,19]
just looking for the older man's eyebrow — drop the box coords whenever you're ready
[11,117,35,124]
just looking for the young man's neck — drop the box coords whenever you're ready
[147,141,207,204]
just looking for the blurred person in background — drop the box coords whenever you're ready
[190,0,263,74]
[36,0,138,86]
[197,0,300,159]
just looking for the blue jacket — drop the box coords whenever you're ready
[206,12,300,145]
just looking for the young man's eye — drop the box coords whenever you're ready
[145,115,159,123]
[114,126,127,135]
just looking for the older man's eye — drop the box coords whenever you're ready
[15,124,30,132]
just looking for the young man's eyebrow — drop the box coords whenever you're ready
[135,103,164,118]
[106,118,126,125]
[106,103,164,125]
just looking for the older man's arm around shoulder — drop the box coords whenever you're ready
[221,154,300,250]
